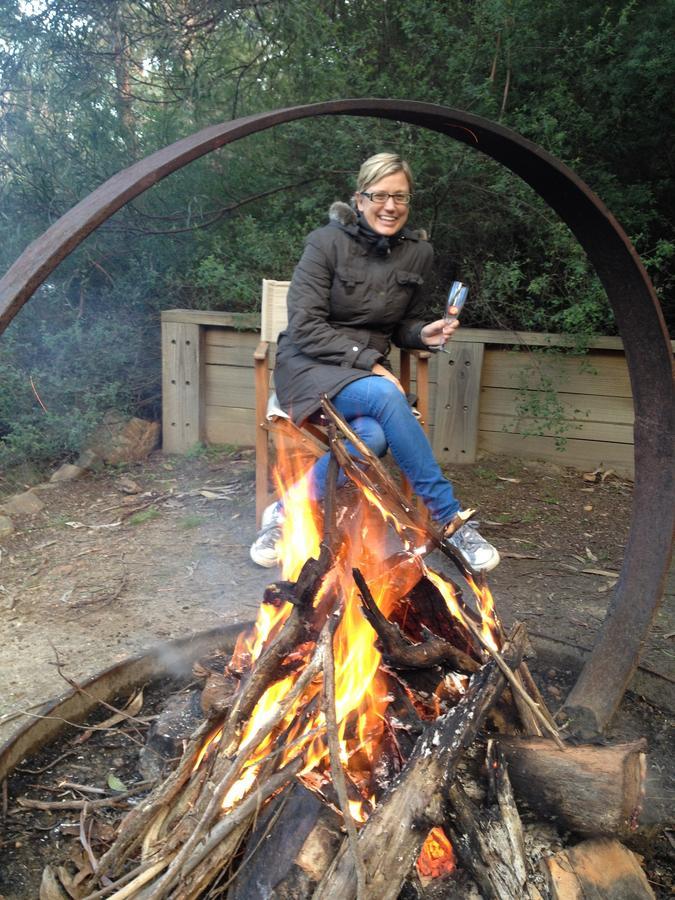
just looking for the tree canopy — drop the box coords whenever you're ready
[0,0,672,466]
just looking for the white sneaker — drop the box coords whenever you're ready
[250,501,284,568]
[444,520,500,573]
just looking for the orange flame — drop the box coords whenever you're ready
[465,574,500,651]
[192,445,499,832]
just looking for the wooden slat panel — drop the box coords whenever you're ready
[205,329,260,349]
[166,310,675,353]
[205,365,257,409]
[482,349,633,397]
[457,328,628,350]
[162,309,259,330]
[480,412,634,444]
[204,406,257,445]
[162,321,202,452]
[480,386,635,426]
[204,362,439,426]
[477,430,634,478]
[432,341,484,463]
[206,343,265,368]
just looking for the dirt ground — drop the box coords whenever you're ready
[1,445,673,752]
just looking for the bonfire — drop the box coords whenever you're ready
[39,401,651,899]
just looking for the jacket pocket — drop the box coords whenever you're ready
[336,265,366,291]
[396,269,424,287]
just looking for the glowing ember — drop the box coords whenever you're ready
[416,826,456,879]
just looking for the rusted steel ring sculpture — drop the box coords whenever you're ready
[0,99,672,735]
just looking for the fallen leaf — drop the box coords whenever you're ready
[581,567,620,578]
[497,476,521,484]
[598,581,618,593]
[39,865,69,900]
[107,773,127,793]
[585,547,598,562]
[73,689,144,743]
[583,504,593,511]
[199,490,231,500]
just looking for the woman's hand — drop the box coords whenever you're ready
[421,316,460,349]
[371,362,407,395]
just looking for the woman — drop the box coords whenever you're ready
[250,152,499,574]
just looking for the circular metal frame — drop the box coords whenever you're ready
[0,99,672,733]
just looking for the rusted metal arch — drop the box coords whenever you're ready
[0,99,672,734]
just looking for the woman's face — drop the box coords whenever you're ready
[356,170,411,236]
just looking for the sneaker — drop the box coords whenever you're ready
[250,501,284,568]
[444,519,500,573]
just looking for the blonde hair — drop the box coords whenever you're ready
[356,153,414,193]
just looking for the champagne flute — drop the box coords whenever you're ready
[436,281,469,353]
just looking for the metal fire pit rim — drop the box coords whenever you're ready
[0,621,250,785]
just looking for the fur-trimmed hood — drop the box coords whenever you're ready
[328,200,358,226]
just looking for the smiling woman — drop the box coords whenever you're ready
[250,151,501,576]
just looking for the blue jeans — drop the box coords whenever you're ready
[308,376,460,525]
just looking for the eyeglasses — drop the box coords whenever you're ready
[360,191,412,206]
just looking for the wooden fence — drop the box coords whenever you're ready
[162,309,671,478]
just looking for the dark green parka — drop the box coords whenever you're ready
[274,202,434,424]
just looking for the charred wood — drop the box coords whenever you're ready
[445,741,541,899]
[312,624,527,900]
[228,783,343,900]
[353,568,479,675]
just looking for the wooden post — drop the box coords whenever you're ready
[161,320,202,453]
[432,340,484,464]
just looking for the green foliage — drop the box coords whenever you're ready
[128,507,160,525]
[179,515,205,529]
[508,349,591,451]
[0,0,672,467]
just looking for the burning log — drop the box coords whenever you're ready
[496,736,647,837]
[228,783,343,899]
[543,837,656,899]
[221,542,334,750]
[445,739,542,900]
[353,566,480,675]
[311,623,527,900]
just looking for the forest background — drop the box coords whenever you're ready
[0,0,672,469]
